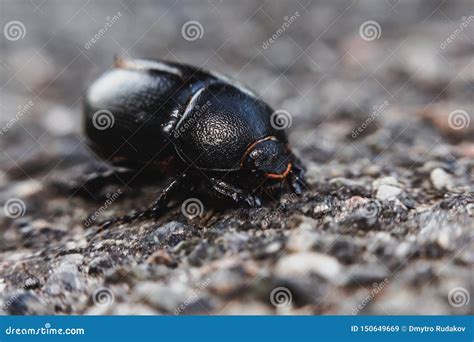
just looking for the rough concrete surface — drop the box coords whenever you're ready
[0,0,472,315]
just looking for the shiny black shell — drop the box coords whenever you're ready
[84,58,287,171]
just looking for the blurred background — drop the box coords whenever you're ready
[1,0,472,139]
[0,0,472,315]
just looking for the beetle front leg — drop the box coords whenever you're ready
[97,172,189,229]
[209,178,262,207]
[288,158,306,194]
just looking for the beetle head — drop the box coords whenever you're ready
[241,137,292,180]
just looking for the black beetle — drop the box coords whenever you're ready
[82,57,305,227]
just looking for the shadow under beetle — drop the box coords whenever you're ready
[82,57,305,227]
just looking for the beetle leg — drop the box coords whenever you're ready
[54,168,137,199]
[210,178,262,207]
[63,167,163,199]
[81,168,137,193]
[288,158,306,195]
[97,172,189,229]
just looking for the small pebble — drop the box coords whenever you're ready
[376,185,402,200]
[275,252,342,282]
[133,282,190,313]
[430,168,453,190]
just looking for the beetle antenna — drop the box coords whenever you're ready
[95,173,189,230]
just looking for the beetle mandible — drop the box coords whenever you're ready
[82,57,305,227]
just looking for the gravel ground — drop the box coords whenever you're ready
[0,0,473,315]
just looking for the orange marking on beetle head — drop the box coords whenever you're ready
[264,163,292,180]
